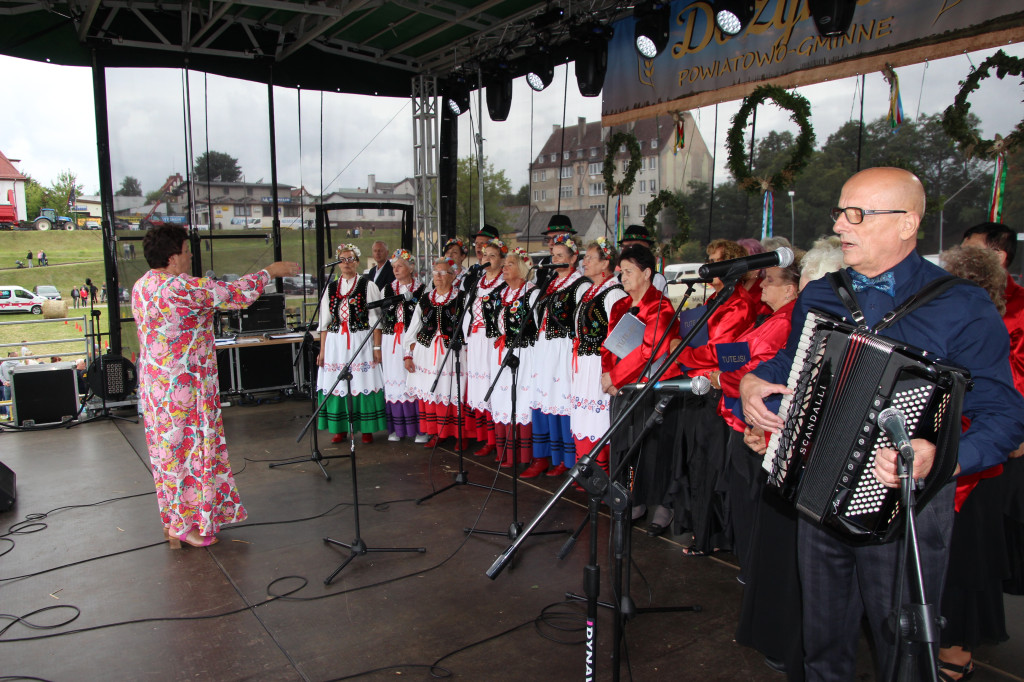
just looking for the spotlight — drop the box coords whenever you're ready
[573,23,614,98]
[526,55,554,92]
[634,0,671,59]
[485,68,513,121]
[445,75,471,116]
[808,0,856,37]
[714,0,754,36]
[531,7,564,30]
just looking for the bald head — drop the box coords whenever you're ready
[833,167,925,278]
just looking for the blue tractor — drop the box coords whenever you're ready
[33,207,76,231]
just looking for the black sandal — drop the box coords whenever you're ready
[938,659,974,682]
[682,544,709,557]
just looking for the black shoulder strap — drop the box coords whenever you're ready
[826,270,866,327]
[875,275,969,331]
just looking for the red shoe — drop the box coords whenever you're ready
[331,432,347,443]
[499,460,515,469]
[473,444,496,457]
[422,436,439,448]
[520,460,550,478]
[361,433,373,444]
[546,463,569,477]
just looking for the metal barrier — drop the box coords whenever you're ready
[0,315,93,363]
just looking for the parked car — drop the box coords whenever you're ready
[282,275,317,295]
[0,286,48,314]
[84,220,101,230]
[33,285,61,300]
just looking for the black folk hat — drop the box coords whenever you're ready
[542,213,576,235]
[471,224,500,240]
[620,224,655,245]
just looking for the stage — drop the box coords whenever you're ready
[1,399,1022,681]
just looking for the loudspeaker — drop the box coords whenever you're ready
[227,294,286,333]
[237,343,295,391]
[0,460,14,512]
[11,362,79,426]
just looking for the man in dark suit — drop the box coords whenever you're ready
[367,240,395,291]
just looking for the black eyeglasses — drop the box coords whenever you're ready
[830,207,907,224]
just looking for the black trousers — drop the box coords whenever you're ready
[798,482,955,681]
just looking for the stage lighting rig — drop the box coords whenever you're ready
[445,73,471,116]
[573,22,614,97]
[808,0,856,37]
[715,0,754,36]
[526,53,555,92]
[484,63,513,121]
[634,0,671,59]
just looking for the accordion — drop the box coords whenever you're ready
[764,309,969,543]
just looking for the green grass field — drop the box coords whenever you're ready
[0,229,394,361]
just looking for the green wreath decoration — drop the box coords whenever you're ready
[727,85,815,195]
[941,49,1024,159]
[643,190,690,245]
[603,132,642,196]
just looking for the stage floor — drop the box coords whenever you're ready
[1,398,1022,681]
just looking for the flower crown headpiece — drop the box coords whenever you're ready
[336,243,361,259]
[443,237,467,254]
[390,248,413,263]
[508,246,531,265]
[433,257,457,274]
[486,238,509,256]
[594,236,612,259]
[551,233,578,254]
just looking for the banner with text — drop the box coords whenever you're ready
[602,0,1022,124]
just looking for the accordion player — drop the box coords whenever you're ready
[763,308,970,543]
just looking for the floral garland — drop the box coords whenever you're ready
[443,237,468,254]
[551,233,578,254]
[643,190,690,245]
[390,248,413,263]
[602,131,642,196]
[726,85,815,195]
[941,49,1024,159]
[486,238,509,255]
[593,236,613,259]
[336,243,361,259]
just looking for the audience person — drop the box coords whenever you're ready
[367,240,395,291]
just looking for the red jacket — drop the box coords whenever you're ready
[602,286,681,387]
[675,282,758,375]
[717,300,797,432]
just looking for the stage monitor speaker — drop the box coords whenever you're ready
[0,460,14,511]
[11,362,79,426]
[237,343,295,391]
[228,294,286,333]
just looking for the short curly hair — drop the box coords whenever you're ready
[143,224,188,269]
[942,245,1007,316]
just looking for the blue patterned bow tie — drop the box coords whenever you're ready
[850,270,896,297]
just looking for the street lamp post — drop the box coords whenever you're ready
[788,190,795,246]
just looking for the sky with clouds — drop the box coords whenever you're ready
[1,40,1021,199]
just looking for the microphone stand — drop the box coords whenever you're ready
[486,276,743,682]
[271,264,347,480]
[888,448,942,682]
[467,276,567,549]
[291,287,424,583]
[417,266,509,503]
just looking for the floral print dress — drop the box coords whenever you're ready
[132,268,269,536]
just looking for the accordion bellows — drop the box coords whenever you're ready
[765,309,969,543]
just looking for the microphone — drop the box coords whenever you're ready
[535,262,570,270]
[322,258,345,268]
[672,276,712,285]
[698,247,795,280]
[467,262,492,273]
[366,292,415,310]
[622,375,711,395]
[877,407,915,458]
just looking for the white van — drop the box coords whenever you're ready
[0,286,47,314]
[663,262,704,282]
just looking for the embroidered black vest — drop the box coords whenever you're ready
[480,282,507,339]
[415,292,462,349]
[576,283,624,356]
[501,290,538,349]
[327,277,370,332]
[540,276,591,340]
[381,283,426,334]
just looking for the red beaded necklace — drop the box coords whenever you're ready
[581,274,611,304]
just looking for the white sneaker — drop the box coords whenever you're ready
[388,433,401,442]
[414,434,430,443]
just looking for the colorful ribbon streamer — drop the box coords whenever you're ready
[990,153,1006,222]
[886,67,904,129]
[674,118,685,154]
[761,191,774,240]
[614,195,623,246]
